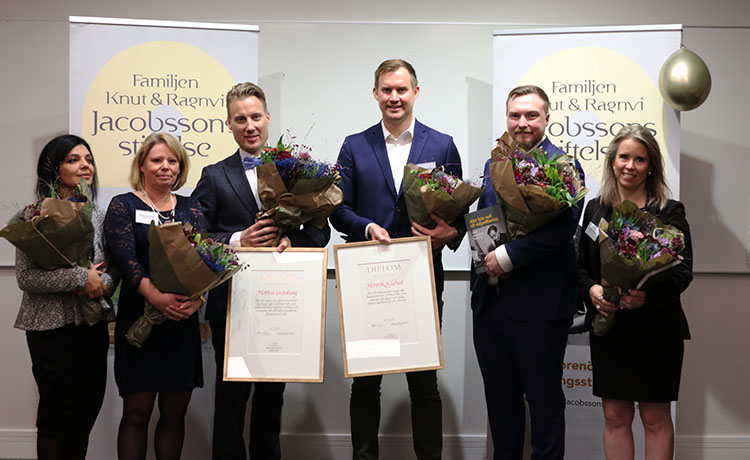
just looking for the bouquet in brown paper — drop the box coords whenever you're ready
[490,132,587,239]
[591,200,686,336]
[0,179,108,326]
[255,135,342,245]
[402,164,483,228]
[125,222,244,348]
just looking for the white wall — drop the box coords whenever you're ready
[2,2,750,459]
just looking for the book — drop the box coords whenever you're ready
[464,204,508,274]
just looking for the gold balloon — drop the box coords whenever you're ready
[659,46,712,111]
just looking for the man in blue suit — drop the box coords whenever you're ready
[471,85,583,460]
[330,59,465,460]
[192,82,330,460]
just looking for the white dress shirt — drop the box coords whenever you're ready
[229,149,263,247]
[382,119,415,193]
[364,119,415,239]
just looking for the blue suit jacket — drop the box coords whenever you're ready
[191,151,330,322]
[470,137,584,321]
[330,120,465,296]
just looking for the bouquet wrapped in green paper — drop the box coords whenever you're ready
[255,135,343,245]
[489,132,587,239]
[402,164,483,228]
[592,200,686,336]
[125,222,244,348]
[0,179,107,325]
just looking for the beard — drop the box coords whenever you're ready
[512,130,542,151]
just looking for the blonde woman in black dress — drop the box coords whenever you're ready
[577,124,693,459]
[104,133,205,460]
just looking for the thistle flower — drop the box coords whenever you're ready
[183,224,239,273]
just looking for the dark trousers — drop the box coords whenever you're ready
[350,370,442,460]
[26,322,109,443]
[210,319,285,460]
[350,300,443,460]
[473,303,571,460]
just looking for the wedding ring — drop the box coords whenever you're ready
[596,305,601,311]
[598,295,604,301]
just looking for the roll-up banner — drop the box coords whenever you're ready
[69,16,259,198]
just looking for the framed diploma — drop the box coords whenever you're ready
[334,236,443,377]
[224,248,327,382]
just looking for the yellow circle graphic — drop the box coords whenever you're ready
[516,47,669,188]
[82,41,237,188]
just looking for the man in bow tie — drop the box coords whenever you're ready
[192,82,330,460]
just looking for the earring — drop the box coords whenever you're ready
[648,171,652,176]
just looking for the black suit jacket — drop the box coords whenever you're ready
[191,151,330,322]
[576,197,693,339]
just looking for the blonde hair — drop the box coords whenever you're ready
[599,124,669,209]
[226,82,267,117]
[129,132,190,191]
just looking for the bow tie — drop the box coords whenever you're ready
[242,156,264,170]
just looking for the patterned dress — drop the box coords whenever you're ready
[104,192,206,395]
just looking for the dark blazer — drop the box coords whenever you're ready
[329,120,465,296]
[191,151,330,322]
[469,137,583,321]
[576,197,692,339]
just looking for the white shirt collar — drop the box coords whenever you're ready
[381,118,415,143]
[237,148,262,209]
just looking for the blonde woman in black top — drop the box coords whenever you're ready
[577,124,693,459]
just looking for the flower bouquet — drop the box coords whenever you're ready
[0,179,109,326]
[490,132,587,239]
[255,135,343,245]
[1,180,94,269]
[592,200,686,336]
[402,164,483,228]
[125,222,244,348]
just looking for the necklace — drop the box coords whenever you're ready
[141,190,176,223]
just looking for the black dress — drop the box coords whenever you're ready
[577,198,693,402]
[104,192,205,395]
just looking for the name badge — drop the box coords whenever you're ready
[417,161,436,170]
[135,210,160,226]
[585,221,599,242]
